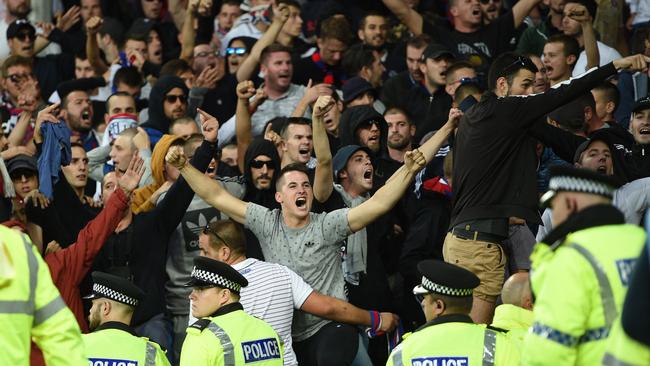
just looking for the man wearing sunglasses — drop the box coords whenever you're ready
[445,61,479,97]
[446,52,650,325]
[142,75,189,148]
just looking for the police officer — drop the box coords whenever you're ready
[180,256,284,365]
[387,260,518,366]
[83,271,170,366]
[0,225,86,366]
[522,166,646,365]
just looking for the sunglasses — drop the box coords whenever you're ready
[250,160,273,169]
[165,94,187,104]
[202,225,230,247]
[502,56,537,75]
[452,77,480,86]
[226,47,247,56]
[15,31,35,42]
[362,120,381,128]
[10,169,36,180]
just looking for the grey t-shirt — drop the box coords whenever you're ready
[245,203,352,341]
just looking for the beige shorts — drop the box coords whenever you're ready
[442,232,506,301]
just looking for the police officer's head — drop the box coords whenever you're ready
[541,166,621,227]
[186,257,248,318]
[198,220,247,264]
[413,260,479,322]
[488,52,538,97]
[84,272,144,330]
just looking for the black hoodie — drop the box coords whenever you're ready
[339,105,401,185]
[142,75,189,136]
[242,139,281,210]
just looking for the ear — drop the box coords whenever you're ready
[496,76,509,96]
[409,124,416,137]
[316,37,324,51]
[101,301,111,316]
[605,101,615,114]
[339,169,348,181]
[275,191,282,204]
[280,139,288,152]
[566,54,577,66]
[357,29,365,42]
[60,109,68,121]
[445,84,454,96]
[105,113,111,125]
[584,106,593,121]
[418,61,427,75]
[449,5,460,17]
[221,245,231,260]
[360,65,371,80]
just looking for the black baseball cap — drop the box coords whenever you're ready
[421,43,454,61]
[7,154,38,176]
[6,19,35,40]
[632,96,650,114]
[332,145,372,181]
[342,77,374,104]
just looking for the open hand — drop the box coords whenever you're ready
[198,108,219,143]
[303,79,333,105]
[24,190,49,209]
[404,149,426,174]
[166,145,188,169]
[56,5,81,32]
[118,152,146,193]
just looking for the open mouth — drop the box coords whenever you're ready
[640,127,650,135]
[472,7,481,16]
[544,66,553,75]
[295,197,307,207]
[596,165,607,174]
[81,111,91,123]
[363,169,372,180]
[278,73,290,82]
[298,147,310,156]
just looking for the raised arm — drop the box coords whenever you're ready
[180,0,199,62]
[570,3,599,72]
[301,292,398,333]
[236,3,289,82]
[311,95,334,203]
[418,108,460,163]
[166,145,249,223]
[235,80,256,174]
[347,149,426,233]
[85,16,108,76]
[382,0,423,35]
[291,80,331,118]
[512,0,543,29]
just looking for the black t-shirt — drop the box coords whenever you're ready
[422,11,516,76]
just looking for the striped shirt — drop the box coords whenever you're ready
[189,258,313,366]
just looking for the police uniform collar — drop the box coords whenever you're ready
[416,313,474,332]
[209,302,244,318]
[541,204,624,248]
[94,321,138,336]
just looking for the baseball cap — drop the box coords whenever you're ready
[548,99,586,132]
[7,154,38,176]
[332,145,372,181]
[127,18,157,38]
[421,43,454,62]
[6,19,35,40]
[342,77,374,104]
[572,130,616,164]
[98,17,125,46]
[632,96,650,114]
[539,165,621,208]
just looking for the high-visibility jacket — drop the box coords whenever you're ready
[602,319,650,365]
[84,321,170,366]
[523,216,645,366]
[0,226,86,365]
[491,304,533,349]
[387,314,519,366]
[180,303,283,366]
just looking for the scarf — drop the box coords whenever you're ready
[334,184,367,284]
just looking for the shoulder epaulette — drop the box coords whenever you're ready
[486,325,509,334]
[189,318,211,332]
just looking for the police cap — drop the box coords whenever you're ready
[185,256,248,293]
[540,165,621,208]
[413,260,479,298]
[83,271,144,307]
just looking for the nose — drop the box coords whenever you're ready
[260,164,268,174]
[370,123,379,132]
[20,175,28,183]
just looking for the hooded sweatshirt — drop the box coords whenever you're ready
[242,139,281,209]
[131,134,183,213]
[142,75,188,147]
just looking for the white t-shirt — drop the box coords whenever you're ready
[572,41,622,77]
[189,258,313,366]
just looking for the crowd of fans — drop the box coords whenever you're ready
[1,0,650,364]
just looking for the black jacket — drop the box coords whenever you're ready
[451,63,618,227]
[142,75,189,135]
[402,84,452,143]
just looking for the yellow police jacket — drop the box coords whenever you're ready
[602,319,650,365]
[0,226,86,365]
[491,304,533,349]
[180,302,283,366]
[84,321,170,366]
[387,314,519,366]
[523,206,646,366]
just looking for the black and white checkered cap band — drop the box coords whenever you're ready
[93,283,138,306]
[421,276,473,297]
[549,175,615,198]
[191,268,241,292]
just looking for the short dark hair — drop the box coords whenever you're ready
[2,55,32,78]
[487,53,538,92]
[445,61,476,85]
[277,0,301,9]
[125,32,147,44]
[74,49,88,61]
[592,81,620,113]
[319,16,352,45]
[260,43,292,65]
[406,34,432,50]
[113,66,144,88]
[160,59,192,77]
[384,106,413,124]
[341,43,375,76]
[169,116,197,134]
[359,11,386,30]
[454,83,483,105]
[280,117,311,140]
[204,220,247,257]
[70,142,85,151]
[106,91,135,112]
[545,34,580,58]
[276,163,310,190]
[428,293,473,314]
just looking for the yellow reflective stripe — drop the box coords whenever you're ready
[207,322,235,366]
[34,296,66,325]
[145,342,157,366]
[482,328,497,366]
[567,243,618,327]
